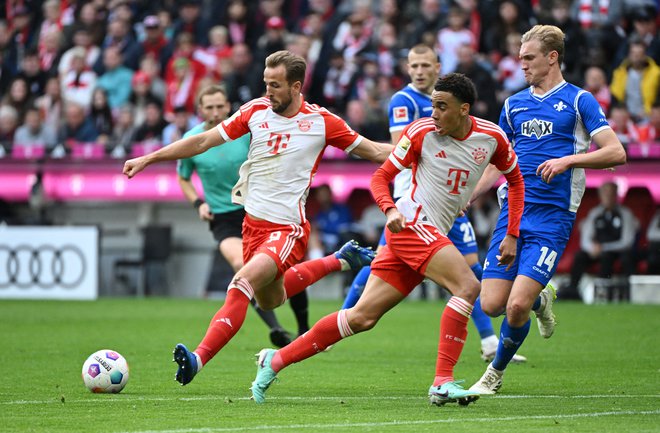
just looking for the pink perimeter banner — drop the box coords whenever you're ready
[2,161,660,203]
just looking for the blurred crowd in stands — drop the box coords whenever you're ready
[0,0,658,160]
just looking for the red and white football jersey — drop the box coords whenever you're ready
[389,116,517,234]
[217,97,362,224]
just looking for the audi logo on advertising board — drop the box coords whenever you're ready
[0,245,86,288]
[0,226,98,300]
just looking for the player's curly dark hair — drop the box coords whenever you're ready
[434,73,477,106]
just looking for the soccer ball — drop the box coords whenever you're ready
[81,350,130,393]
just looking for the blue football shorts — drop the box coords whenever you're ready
[483,201,575,286]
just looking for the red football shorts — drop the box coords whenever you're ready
[371,223,453,295]
[242,215,311,278]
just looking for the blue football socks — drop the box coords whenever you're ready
[492,317,530,371]
[341,266,370,309]
[469,262,495,339]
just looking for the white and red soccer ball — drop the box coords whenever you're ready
[81,350,129,393]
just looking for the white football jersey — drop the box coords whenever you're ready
[390,116,517,234]
[217,97,362,224]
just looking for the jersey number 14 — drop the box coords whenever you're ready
[536,246,557,272]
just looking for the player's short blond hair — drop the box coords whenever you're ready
[521,25,565,65]
[265,50,307,86]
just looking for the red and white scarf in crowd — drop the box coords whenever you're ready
[578,0,609,28]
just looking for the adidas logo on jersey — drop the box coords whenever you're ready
[435,150,447,158]
[259,122,269,129]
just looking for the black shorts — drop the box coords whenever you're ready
[209,208,245,243]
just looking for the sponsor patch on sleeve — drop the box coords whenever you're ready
[393,136,411,160]
[393,106,409,123]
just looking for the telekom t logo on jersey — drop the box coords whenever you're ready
[447,168,470,194]
[267,132,290,154]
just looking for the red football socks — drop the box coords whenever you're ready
[271,310,352,372]
[195,279,254,365]
[283,255,341,299]
[433,296,473,386]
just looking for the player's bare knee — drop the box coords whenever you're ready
[347,310,378,333]
[506,300,530,323]
[453,279,480,304]
[481,300,505,317]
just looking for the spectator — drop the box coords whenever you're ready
[193,25,232,80]
[58,28,101,77]
[222,0,256,47]
[164,57,200,120]
[0,105,19,156]
[38,27,64,76]
[62,1,105,48]
[16,49,47,96]
[128,71,162,128]
[4,6,36,75]
[648,103,660,143]
[619,6,660,65]
[13,106,57,149]
[94,17,141,74]
[172,0,210,46]
[647,208,660,274]
[610,38,660,124]
[223,43,265,112]
[96,46,134,110]
[309,184,355,256]
[255,16,288,65]
[89,88,114,146]
[455,43,499,122]
[562,182,639,300]
[0,48,12,96]
[332,11,374,65]
[285,34,315,95]
[353,202,387,250]
[60,48,97,110]
[608,105,639,149]
[162,105,196,145]
[2,77,33,124]
[54,102,99,156]
[137,56,167,103]
[540,0,585,85]
[482,0,532,65]
[495,32,527,104]
[35,76,63,133]
[437,7,477,75]
[34,0,63,55]
[400,0,443,48]
[371,21,400,78]
[164,32,205,83]
[108,104,137,158]
[584,65,612,116]
[133,99,167,145]
[321,50,356,113]
[138,15,173,75]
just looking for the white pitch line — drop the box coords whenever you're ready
[116,410,660,433]
[2,394,659,405]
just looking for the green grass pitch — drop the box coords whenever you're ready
[1,298,659,432]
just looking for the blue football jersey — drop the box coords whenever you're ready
[388,84,434,198]
[500,81,610,212]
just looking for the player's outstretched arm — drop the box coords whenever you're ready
[123,128,226,178]
[370,159,406,232]
[536,129,626,183]
[351,138,394,163]
[470,163,503,203]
